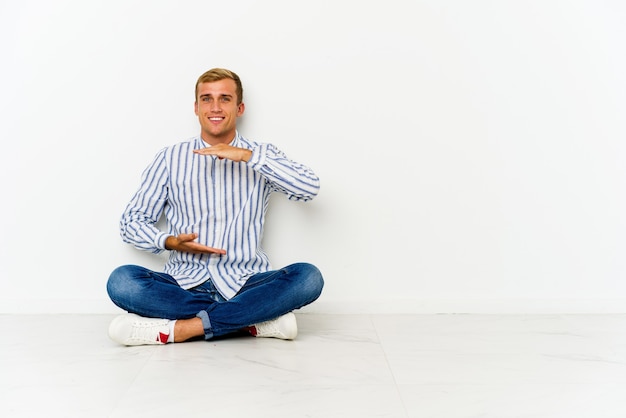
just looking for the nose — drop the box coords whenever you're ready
[210,101,222,112]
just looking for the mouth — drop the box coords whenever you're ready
[208,117,224,122]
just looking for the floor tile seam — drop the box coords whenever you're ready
[370,314,411,417]
[162,383,407,388]
[107,346,158,414]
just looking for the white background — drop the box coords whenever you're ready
[1,0,624,314]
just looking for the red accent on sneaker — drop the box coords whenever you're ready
[157,332,169,343]
[247,326,258,337]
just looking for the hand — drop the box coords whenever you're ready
[165,233,227,255]
[193,144,252,162]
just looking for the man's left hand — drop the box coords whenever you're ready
[193,144,252,162]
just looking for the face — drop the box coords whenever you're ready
[194,78,245,144]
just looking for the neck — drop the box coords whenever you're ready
[201,131,236,146]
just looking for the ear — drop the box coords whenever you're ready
[194,101,199,115]
[237,102,245,117]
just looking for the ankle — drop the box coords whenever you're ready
[174,317,205,342]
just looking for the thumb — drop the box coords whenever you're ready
[178,233,198,243]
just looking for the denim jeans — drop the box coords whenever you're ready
[106,263,324,340]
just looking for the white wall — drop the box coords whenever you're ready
[1,0,624,314]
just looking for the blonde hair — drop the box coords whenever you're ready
[195,68,243,104]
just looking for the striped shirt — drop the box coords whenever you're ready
[119,132,320,299]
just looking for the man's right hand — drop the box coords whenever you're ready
[165,233,227,255]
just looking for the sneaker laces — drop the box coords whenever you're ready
[254,319,281,338]
[129,318,169,343]
[251,313,297,340]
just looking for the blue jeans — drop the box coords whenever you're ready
[106,263,324,340]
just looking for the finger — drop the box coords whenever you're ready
[178,233,198,242]
[183,240,225,253]
[190,247,227,255]
[195,244,226,255]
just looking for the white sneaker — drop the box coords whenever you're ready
[108,313,171,346]
[249,312,298,340]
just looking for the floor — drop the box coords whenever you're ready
[1,314,626,418]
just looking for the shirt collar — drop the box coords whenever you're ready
[199,131,241,148]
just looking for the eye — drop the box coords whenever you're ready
[220,97,231,103]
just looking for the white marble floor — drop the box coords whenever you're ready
[1,313,626,417]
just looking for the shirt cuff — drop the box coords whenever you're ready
[247,143,267,169]
[156,232,172,252]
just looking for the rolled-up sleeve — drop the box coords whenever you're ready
[247,143,320,201]
[119,149,170,253]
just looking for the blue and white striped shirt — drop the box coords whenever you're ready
[120,132,320,299]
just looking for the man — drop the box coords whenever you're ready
[106,68,324,345]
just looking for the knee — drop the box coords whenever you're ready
[106,265,142,302]
[293,262,324,299]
